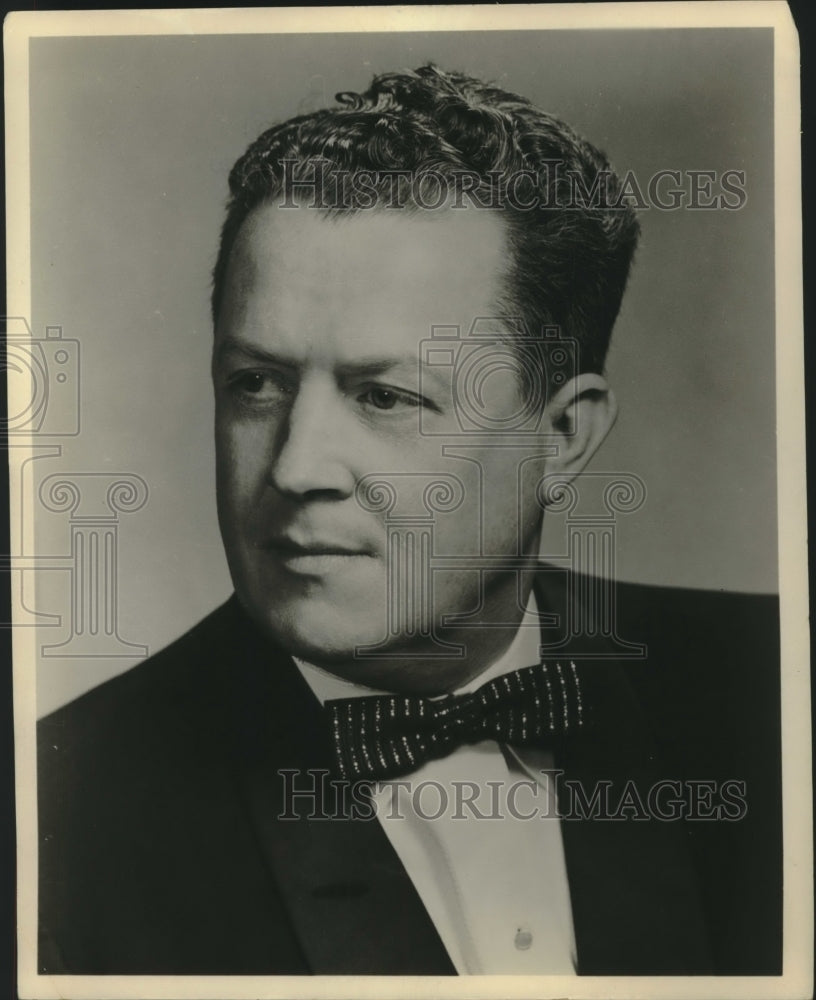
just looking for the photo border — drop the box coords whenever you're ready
[6,4,810,999]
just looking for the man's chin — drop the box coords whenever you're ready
[240,592,391,664]
[238,591,487,693]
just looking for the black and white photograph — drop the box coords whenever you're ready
[5,4,811,998]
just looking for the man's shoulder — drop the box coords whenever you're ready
[36,595,311,974]
[37,596,249,785]
[588,574,780,706]
[585,574,782,817]
[610,576,780,686]
[534,566,781,781]
[535,565,779,658]
[41,596,238,723]
[610,574,779,628]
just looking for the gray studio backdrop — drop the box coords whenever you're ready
[27,29,776,715]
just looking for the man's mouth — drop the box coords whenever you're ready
[261,535,375,575]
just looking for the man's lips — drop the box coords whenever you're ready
[261,536,374,557]
[260,535,376,574]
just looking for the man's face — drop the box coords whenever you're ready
[213,204,552,685]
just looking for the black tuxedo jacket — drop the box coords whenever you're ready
[37,572,782,976]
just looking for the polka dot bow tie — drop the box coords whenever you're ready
[326,661,586,781]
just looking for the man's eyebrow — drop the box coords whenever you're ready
[216,340,447,385]
[215,337,294,366]
[336,356,430,378]
[337,357,450,392]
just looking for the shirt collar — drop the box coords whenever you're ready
[295,592,542,707]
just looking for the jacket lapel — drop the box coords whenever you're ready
[534,572,713,974]
[224,602,455,975]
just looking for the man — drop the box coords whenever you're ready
[38,65,781,977]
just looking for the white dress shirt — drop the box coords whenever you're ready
[295,596,577,975]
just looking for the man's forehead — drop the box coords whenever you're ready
[226,203,508,297]
[217,203,511,359]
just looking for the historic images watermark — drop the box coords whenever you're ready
[278,160,748,213]
[277,768,748,822]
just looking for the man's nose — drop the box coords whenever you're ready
[266,379,356,499]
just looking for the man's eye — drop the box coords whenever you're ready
[360,386,418,411]
[227,370,291,400]
[235,373,267,394]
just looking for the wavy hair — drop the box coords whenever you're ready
[212,64,640,384]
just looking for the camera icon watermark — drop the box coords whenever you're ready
[1,317,80,436]
[419,318,577,437]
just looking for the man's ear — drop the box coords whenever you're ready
[540,373,618,479]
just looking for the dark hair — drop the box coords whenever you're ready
[212,64,639,386]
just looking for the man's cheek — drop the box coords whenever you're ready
[218,434,264,499]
